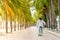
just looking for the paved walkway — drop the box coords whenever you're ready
[0,26,60,40]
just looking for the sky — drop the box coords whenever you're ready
[30,6,36,17]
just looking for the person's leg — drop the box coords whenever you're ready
[38,26,42,36]
[41,27,43,35]
[39,26,40,34]
[38,26,41,35]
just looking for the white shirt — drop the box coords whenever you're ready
[36,20,46,27]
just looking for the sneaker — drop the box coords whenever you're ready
[38,34,42,36]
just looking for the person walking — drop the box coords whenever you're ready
[36,18,46,36]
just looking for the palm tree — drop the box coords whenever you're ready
[2,0,15,32]
[1,0,33,33]
[0,0,6,33]
[1,0,9,33]
[58,0,60,29]
[49,0,56,29]
[34,0,50,27]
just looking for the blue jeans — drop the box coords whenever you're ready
[39,26,43,35]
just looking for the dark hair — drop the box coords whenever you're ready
[39,18,42,20]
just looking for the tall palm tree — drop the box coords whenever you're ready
[49,0,56,29]
[58,0,60,29]
[2,0,33,32]
[1,0,9,33]
[2,0,15,32]
[0,0,6,33]
[34,0,50,27]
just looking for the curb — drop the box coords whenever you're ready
[46,30,60,37]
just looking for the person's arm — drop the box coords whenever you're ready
[43,20,46,26]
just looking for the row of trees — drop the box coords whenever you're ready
[0,0,60,33]
[0,0,34,33]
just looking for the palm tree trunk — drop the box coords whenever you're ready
[50,0,56,29]
[5,8,8,33]
[45,12,49,28]
[18,16,19,30]
[14,15,16,31]
[24,18,26,29]
[44,5,50,28]
[1,0,8,33]
[48,0,52,30]
[18,9,20,30]
[58,0,60,29]
[18,22,19,30]
[27,21,29,27]
[10,14,12,32]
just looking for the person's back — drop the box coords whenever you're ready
[36,18,46,27]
